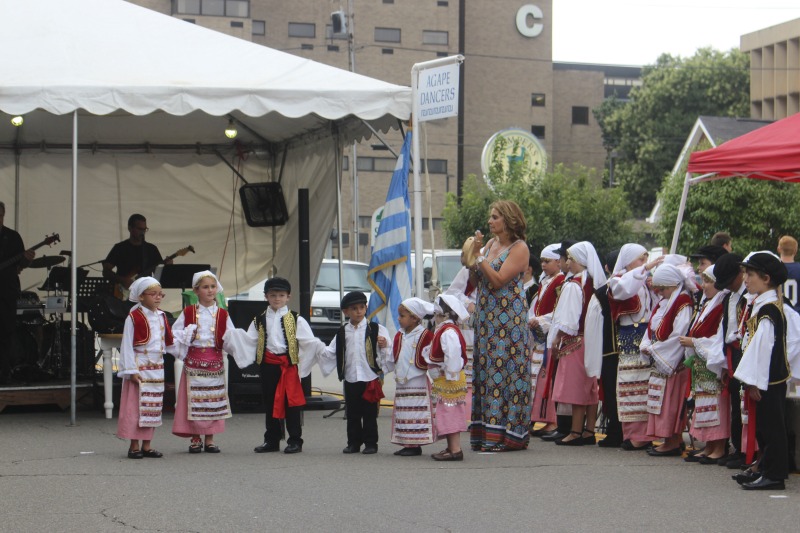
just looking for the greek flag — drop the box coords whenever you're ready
[367,131,413,335]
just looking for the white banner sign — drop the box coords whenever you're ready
[417,63,460,122]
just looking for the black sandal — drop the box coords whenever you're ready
[204,444,221,453]
[189,439,203,454]
[555,431,585,446]
[127,449,143,459]
[141,449,163,458]
[581,428,596,445]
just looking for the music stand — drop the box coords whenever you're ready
[38,266,88,293]
[156,264,211,291]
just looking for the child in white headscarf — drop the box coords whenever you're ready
[170,271,237,454]
[117,277,173,459]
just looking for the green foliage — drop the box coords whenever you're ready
[658,140,800,254]
[596,48,750,217]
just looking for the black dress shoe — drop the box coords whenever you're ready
[597,437,623,448]
[283,443,302,454]
[647,447,682,457]
[621,440,652,451]
[742,476,785,491]
[540,430,566,442]
[725,456,745,469]
[362,445,378,455]
[254,442,280,453]
[733,470,760,485]
[394,447,422,456]
[127,450,143,459]
[684,453,704,463]
[698,456,720,465]
[141,449,163,458]
[342,444,361,454]
[530,427,549,437]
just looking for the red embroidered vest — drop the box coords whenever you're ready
[648,293,694,342]
[687,300,724,339]
[607,273,642,322]
[566,274,594,333]
[392,328,434,370]
[533,272,565,316]
[429,323,467,368]
[183,305,229,349]
[130,307,174,347]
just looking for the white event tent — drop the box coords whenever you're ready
[0,0,411,418]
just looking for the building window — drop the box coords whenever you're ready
[342,156,349,171]
[375,27,401,43]
[436,51,448,57]
[437,1,449,6]
[230,20,243,28]
[422,30,448,45]
[289,22,316,38]
[382,48,394,54]
[423,159,448,174]
[572,106,590,125]
[173,0,249,17]
[252,20,265,35]
[383,0,395,3]
[531,125,545,139]
[327,44,340,52]
[301,43,314,50]
[531,93,546,107]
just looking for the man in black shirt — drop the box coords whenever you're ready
[103,214,170,299]
[0,201,34,383]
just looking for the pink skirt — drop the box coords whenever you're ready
[552,340,599,406]
[530,370,556,424]
[116,378,156,441]
[622,421,650,442]
[434,402,468,438]
[172,370,226,438]
[689,393,730,442]
[646,369,689,439]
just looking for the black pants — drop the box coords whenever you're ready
[755,382,788,480]
[344,380,379,447]
[259,361,303,447]
[728,376,743,456]
[0,291,18,382]
[600,353,622,441]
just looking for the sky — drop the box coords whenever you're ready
[552,0,800,65]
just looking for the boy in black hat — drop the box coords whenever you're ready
[225,277,325,454]
[689,245,728,272]
[733,252,795,490]
[319,291,391,454]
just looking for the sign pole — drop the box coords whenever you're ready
[410,55,464,297]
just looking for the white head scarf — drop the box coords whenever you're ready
[401,297,434,320]
[567,241,607,290]
[540,243,560,260]
[192,270,223,293]
[652,263,689,319]
[613,243,647,275]
[129,276,161,303]
[435,294,470,323]
[701,264,716,282]
[661,254,699,293]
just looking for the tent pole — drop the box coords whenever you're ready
[669,171,692,254]
[70,110,78,426]
[410,69,424,297]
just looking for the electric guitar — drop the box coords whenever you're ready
[114,245,195,300]
[0,233,60,271]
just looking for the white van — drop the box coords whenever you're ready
[410,249,464,300]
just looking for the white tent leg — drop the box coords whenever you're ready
[669,172,692,254]
[70,110,78,426]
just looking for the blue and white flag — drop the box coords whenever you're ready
[367,132,413,335]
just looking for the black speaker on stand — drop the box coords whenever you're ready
[239,182,289,227]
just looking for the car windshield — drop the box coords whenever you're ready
[316,263,371,291]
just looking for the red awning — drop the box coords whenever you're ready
[687,112,800,181]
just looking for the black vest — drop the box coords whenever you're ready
[756,303,791,385]
[525,282,538,307]
[335,321,381,381]
[721,291,745,367]
[594,285,618,356]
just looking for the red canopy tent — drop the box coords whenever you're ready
[670,112,800,252]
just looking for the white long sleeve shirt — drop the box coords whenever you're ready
[607,265,654,325]
[320,319,391,382]
[118,305,170,378]
[171,303,236,360]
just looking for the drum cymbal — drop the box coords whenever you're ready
[29,256,66,269]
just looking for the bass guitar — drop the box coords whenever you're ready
[114,245,195,300]
[0,233,60,271]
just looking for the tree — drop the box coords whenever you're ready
[596,48,750,217]
[443,139,633,256]
[657,139,800,255]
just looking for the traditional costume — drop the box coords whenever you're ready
[319,291,391,454]
[684,266,728,444]
[640,264,693,446]
[385,298,435,453]
[606,244,657,445]
[733,252,800,488]
[444,266,477,419]
[549,242,604,409]
[224,277,324,453]
[426,295,470,440]
[528,244,565,427]
[116,277,173,442]
[170,271,235,448]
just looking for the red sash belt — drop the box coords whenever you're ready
[263,350,306,418]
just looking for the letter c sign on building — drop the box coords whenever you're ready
[516,4,544,38]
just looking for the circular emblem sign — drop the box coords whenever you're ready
[480,128,547,181]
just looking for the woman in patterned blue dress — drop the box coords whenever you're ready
[467,200,532,451]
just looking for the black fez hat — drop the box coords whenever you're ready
[713,253,743,290]
[739,252,788,286]
[263,277,291,294]
[340,291,368,309]
[689,245,727,263]
[605,248,620,271]
[556,239,578,257]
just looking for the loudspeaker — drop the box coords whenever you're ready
[239,182,289,227]
[226,300,268,408]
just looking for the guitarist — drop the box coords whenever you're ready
[0,201,35,384]
[103,214,172,300]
